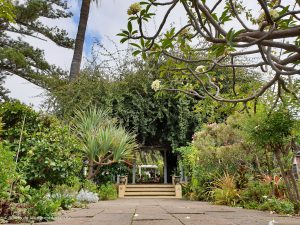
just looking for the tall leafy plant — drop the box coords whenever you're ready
[72,108,137,179]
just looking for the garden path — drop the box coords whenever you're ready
[11,199,300,225]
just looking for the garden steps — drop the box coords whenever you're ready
[123,184,176,198]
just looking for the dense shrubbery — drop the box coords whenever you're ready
[177,108,300,214]
[0,101,125,223]
[0,101,83,187]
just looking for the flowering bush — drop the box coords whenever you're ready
[76,190,99,203]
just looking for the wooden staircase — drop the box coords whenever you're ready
[124,184,177,198]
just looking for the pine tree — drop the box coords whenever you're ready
[0,0,74,89]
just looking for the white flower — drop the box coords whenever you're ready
[262,195,268,199]
[269,9,279,19]
[257,9,279,24]
[195,65,205,73]
[151,80,161,92]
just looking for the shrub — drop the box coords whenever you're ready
[98,183,117,200]
[259,198,294,214]
[211,173,240,206]
[240,181,271,204]
[51,185,78,210]
[0,101,83,187]
[82,180,98,193]
[0,144,16,200]
[27,186,60,221]
[51,193,76,210]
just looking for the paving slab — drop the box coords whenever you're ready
[5,198,300,225]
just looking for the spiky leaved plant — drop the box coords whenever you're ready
[72,107,137,179]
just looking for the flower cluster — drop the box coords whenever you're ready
[269,9,279,19]
[195,65,205,73]
[127,3,141,15]
[76,189,99,203]
[151,80,161,92]
[257,9,279,25]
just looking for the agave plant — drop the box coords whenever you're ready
[72,108,138,179]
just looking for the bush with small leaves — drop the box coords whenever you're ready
[98,183,117,200]
[259,198,294,214]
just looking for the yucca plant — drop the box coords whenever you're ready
[211,173,240,206]
[72,107,138,179]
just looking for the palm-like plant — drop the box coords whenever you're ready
[72,107,137,179]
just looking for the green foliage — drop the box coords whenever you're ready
[240,181,272,205]
[48,71,110,118]
[72,107,137,179]
[0,144,16,199]
[82,180,98,193]
[51,187,77,210]
[95,162,130,184]
[189,113,256,174]
[1,0,73,89]
[57,195,76,210]
[48,54,201,150]
[19,122,82,186]
[0,101,82,186]
[242,107,295,148]
[27,186,60,220]
[211,173,240,206]
[259,198,294,214]
[98,183,117,200]
[0,0,15,22]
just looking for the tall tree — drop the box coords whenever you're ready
[0,0,74,89]
[69,0,98,80]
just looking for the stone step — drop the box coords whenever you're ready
[124,196,178,198]
[125,191,175,196]
[126,184,174,188]
[125,187,175,192]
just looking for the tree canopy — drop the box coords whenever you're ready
[0,0,74,89]
[120,0,300,104]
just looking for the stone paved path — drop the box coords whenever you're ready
[13,199,300,225]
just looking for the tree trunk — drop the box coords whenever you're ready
[87,161,94,179]
[274,146,300,213]
[69,0,91,80]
